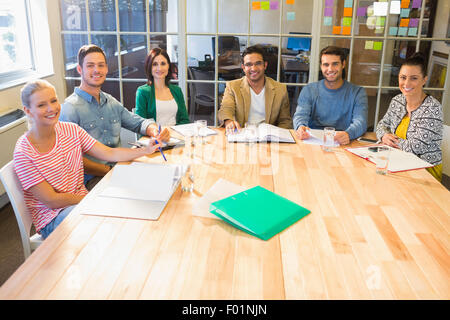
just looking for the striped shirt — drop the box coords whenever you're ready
[13,122,97,233]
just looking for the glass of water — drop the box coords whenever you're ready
[195,120,208,144]
[244,122,258,144]
[322,127,335,152]
[375,146,391,175]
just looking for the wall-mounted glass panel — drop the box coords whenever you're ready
[353,0,386,37]
[89,0,116,31]
[218,0,248,33]
[62,34,88,77]
[186,0,216,33]
[250,2,280,34]
[60,0,87,31]
[149,0,178,32]
[282,0,313,34]
[123,81,143,111]
[91,34,118,77]
[187,35,215,75]
[187,77,215,124]
[351,39,382,87]
[120,35,147,79]
[216,35,245,81]
[119,0,146,32]
[280,36,311,84]
[321,0,354,36]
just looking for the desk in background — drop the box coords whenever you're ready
[0,130,449,299]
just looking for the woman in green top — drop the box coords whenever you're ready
[135,48,190,126]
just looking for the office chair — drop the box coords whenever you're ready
[0,161,43,259]
[187,67,215,119]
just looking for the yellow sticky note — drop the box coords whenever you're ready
[252,1,261,10]
[261,1,270,10]
[342,26,351,35]
[332,26,342,34]
[399,18,409,27]
[343,7,353,17]
[286,0,295,4]
[365,41,374,49]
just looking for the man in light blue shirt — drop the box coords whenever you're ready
[293,46,368,145]
[60,44,169,186]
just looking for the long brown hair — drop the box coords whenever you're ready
[144,48,172,86]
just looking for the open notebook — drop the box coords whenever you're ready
[346,145,433,172]
[227,123,295,143]
[77,162,184,220]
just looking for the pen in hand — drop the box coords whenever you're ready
[156,125,167,161]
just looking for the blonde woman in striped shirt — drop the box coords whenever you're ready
[14,80,158,239]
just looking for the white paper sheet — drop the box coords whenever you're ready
[99,162,176,201]
[301,129,340,147]
[171,123,217,137]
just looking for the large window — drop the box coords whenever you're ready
[0,0,53,90]
[60,0,449,128]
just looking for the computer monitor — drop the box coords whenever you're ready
[212,36,240,57]
[286,32,311,52]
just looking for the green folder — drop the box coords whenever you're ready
[209,186,311,240]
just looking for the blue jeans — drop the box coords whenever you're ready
[39,205,75,239]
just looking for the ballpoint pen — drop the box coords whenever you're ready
[157,124,167,161]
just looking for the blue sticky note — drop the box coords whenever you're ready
[344,0,353,8]
[400,8,410,17]
[408,27,417,36]
[389,27,398,36]
[397,27,408,36]
[287,11,295,21]
[323,16,333,26]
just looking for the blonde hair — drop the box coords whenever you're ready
[20,79,56,109]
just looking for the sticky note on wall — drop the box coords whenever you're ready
[343,7,352,17]
[342,26,351,35]
[409,18,419,27]
[252,1,261,10]
[325,0,334,6]
[408,27,417,36]
[286,11,295,20]
[343,17,352,26]
[373,41,382,50]
[324,7,333,16]
[323,16,333,26]
[400,8,410,17]
[344,0,353,8]
[365,41,374,49]
[286,0,294,4]
[389,27,398,36]
[356,7,367,17]
[332,26,341,34]
[412,0,422,8]
[401,0,410,8]
[261,1,270,10]
[390,1,401,14]
[270,1,279,10]
[399,18,409,27]
[397,27,408,36]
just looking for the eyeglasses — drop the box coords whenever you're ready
[243,61,264,68]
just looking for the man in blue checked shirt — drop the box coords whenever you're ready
[60,44,170,189]
[293,46,368,145]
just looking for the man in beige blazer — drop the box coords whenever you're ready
[218,45,292,133]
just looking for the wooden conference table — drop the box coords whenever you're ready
[1,129,449,299]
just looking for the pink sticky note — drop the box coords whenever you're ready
[270,1,279,10]
[325,0,334,7]
[412,0,422,8]
[356,7,367,17]
[324,7,333,16]
[409,18,419,27]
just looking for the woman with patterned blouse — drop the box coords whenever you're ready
[376,52,443,181]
